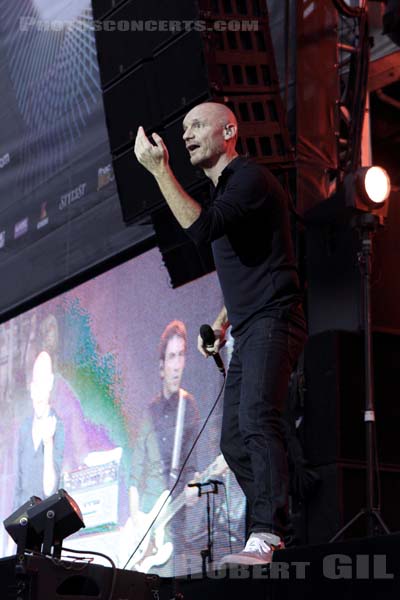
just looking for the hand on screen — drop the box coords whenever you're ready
[41,414,57,446]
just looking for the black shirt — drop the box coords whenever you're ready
[185,157,302,335]
[131,389,199,512]
[147,389,199,493]
[15,409,64,508]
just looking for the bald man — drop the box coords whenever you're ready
[135,102,307,565]
[15,350,64,508]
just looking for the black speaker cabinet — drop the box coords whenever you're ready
[303,330,400,466]
[305,462,400,545]
[305,193,400,338]
[0,553,159,600]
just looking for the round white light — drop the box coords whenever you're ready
[364,166,391,204]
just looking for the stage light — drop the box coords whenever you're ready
[357,166,391,206]
[344,166,391,224]
[305,165,392,228]
[3,496,43,553]
[28,489,85,556]
[3,489,85,557]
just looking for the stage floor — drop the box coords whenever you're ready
[1,532,399,599]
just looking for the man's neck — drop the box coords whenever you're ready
[204,152,238,186]
[162,388,180,401]
[34,408,50,421]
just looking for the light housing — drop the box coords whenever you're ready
[355,166,391,207]
[304,165,392,228]
[344,166,391,224]
[3,496,43,552]
[3,489,85,556]
[28,489,85,549]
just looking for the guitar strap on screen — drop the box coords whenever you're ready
[170,389,186,481]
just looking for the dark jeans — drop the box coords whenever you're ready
[220,309,307,539]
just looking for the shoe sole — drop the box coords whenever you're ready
[219,556,273,566]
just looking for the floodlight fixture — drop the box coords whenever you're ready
[3,496,43,554]
[3,489,85,557]
[344,166,392,224]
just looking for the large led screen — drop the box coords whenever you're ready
[0,0,152,318]
[0,247,245,576]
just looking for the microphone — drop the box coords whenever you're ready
[199,324,226,376]
[187,482,203,497]
[187,481,221,496]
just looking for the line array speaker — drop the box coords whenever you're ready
[92,0,293,224]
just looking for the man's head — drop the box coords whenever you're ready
[30,350,54,418]
[159,320,187,399]
[40,314,59,356]
[182,102,238,170]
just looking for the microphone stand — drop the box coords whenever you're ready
[189,481,221,576]
[330,213,390,541]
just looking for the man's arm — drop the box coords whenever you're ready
[42,415,63,497]
[42,439,57,497]
[212,305,229,334]
[135,127,272,247]
[134,127,201,228]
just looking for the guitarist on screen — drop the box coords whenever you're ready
[123,320,201,576]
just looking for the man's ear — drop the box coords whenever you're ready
[159,359,164,379]
[224,123,237,140]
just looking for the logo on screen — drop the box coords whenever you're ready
[97,164,114,190]
[14,217,29,239]
[59,182,87,211]
[0,230,5,248]
[37,202,49,230]
[0,153,10,169]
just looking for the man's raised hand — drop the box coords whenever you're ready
[41,415,57,446]
[134,126,169,176]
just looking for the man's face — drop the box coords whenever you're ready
[182,105,227,168]
[160,335,186,399]
[30,351,54,418]
[42,321,58,353]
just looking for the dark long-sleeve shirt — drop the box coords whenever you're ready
[15,410,64,509]
[130,389,199,513]
[185,157,302,335]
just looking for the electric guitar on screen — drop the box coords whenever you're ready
[118,453,228,573]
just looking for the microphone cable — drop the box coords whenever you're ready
[221,480,233,555]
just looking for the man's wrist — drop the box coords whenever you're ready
[212,318,228,334]
[153,163,173,182]
[212,307,228,333]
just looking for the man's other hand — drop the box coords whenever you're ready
[197,328,226,358]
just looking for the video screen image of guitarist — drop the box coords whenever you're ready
[0,248,246,576]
